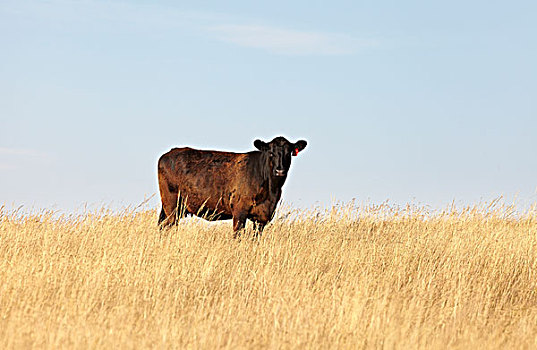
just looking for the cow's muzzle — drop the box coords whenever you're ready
[275,169,286,177]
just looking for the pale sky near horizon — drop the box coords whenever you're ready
[1,0,536,213]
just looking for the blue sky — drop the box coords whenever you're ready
[1,0,536,212]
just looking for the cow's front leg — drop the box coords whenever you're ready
[253,221,266,238]
[232,213,247,239]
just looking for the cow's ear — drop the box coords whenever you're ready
[254,139,269,151]
[292,140,307,155]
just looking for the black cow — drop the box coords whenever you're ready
[157,136,307,236]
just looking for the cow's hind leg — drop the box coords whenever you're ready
[158,179,179,229]
[158,208,167,226]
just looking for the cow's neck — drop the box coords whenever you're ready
[268,174,285,195]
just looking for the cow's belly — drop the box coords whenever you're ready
[177,181,233,218]
[182,191,232,216]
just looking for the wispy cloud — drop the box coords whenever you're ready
[2,0,377,56]
[0,147,48,157]
[0,148,53,170]
[210,24,377,55]
[0,163,17,171]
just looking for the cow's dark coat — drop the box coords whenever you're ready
[157,136,307,236]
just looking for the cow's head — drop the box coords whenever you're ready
[254,136,307,178]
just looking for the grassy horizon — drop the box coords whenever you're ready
[1,201,537,349]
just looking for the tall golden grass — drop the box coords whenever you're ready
[1,200,537,349]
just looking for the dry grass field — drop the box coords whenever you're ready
[1,200,537,349]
